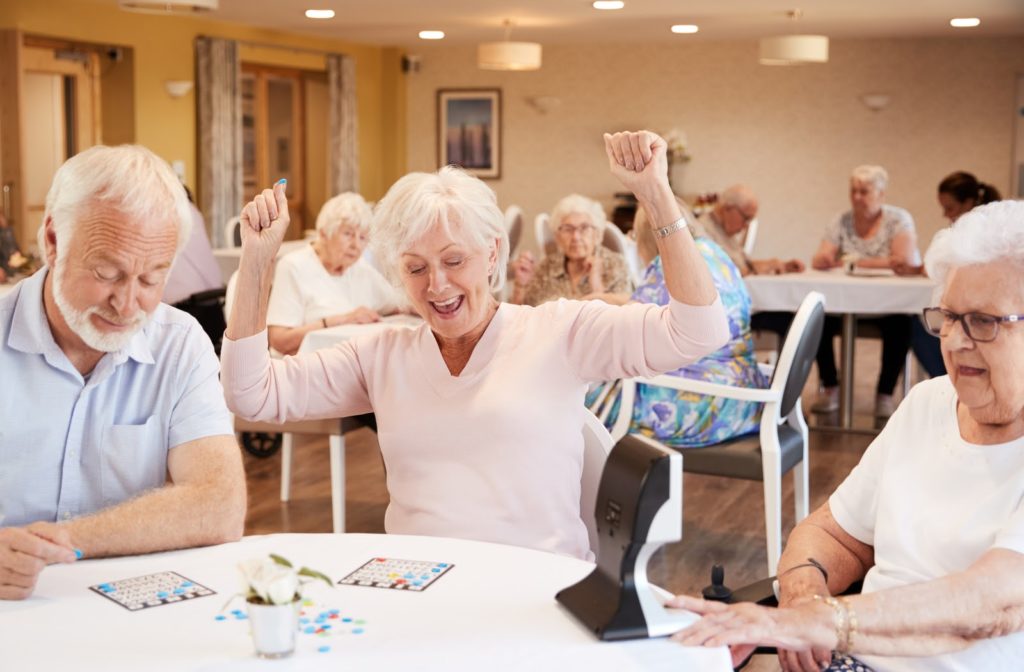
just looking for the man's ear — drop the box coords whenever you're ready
[43,217,59,268]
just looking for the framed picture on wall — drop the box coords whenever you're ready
[437,89,501,179]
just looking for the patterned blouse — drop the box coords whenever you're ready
[522,246,632,306]
[587,238,767,448]
[824,205,916,259]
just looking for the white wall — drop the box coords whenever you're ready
[406,37,1024,260]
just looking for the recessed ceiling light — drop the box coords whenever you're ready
[419,30,446,40]
[950,17,981,28]
[671,24,699,34]
[304,9,334,19]
[592,1,625,9]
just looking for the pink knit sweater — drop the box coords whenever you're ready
[221,297,728,558]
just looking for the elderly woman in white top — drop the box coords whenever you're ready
[266,192,403,355]
[672,199,1024,672]
[510,194,633,306]
[810,165,921,418]
[221,132,729,560]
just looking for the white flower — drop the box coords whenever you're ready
[239,557,300,605]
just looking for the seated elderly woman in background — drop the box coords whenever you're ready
[221,131,729,561]
[587,203,767,447]
[266,192,404,355]
[672,200,1024,672]
[510,194,632,306]
[810,165,921,418]
[896,171,1003,379]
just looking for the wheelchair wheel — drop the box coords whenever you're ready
[240,431,282,458]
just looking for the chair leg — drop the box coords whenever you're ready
[793,458,809,523]
[329,433,346,534]
[902,351,914,397]
[762,458,783,577]
[280,433,294,502]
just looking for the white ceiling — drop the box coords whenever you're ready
[99,0,1019,46]
[109,0,1024,47]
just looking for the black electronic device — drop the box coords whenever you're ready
[556,434,695,641]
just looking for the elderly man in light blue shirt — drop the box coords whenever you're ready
[0,145,246,600]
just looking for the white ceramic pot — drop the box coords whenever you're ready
[248,601,298,658]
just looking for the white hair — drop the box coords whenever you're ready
[851,165,889,192]
[371,166,509,292]
[315,192,373,237]
[925,200,1024,289]
[720,184,757,210]
[37,144,192,258]
[549,194,607,237]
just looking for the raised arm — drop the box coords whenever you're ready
[603,131,717,306]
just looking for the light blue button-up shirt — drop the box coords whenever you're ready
[0,268,233,528]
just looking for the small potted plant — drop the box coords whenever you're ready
[238,554,333,658]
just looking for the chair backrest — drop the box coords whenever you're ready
[534,213,556,257]
[504,205,523,255]
[223,270,239,320]
[742,217,759,256]
[580,409,614,556]
[770,291,826,417]
[601,222,626,255]
[224,216,242,249]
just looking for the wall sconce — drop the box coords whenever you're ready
[525,95,561,114]
[860,93,891,112]
[165,80,194,98]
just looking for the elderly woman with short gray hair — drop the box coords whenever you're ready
[672,199,1024,672]
[510,193,632,306]
[221,131,729,560]
[810,165,921,418]
[266,192,402,355]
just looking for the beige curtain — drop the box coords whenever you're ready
[196,36,243,248]
[327,54,359,194]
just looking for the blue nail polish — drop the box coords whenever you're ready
[276,178,287,185]
[74,548,83,559]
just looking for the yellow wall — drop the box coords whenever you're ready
[0,0,405,202]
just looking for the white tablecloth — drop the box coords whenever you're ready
[746,268,938,315]
[299,314,423,354]
[0,533,730,672]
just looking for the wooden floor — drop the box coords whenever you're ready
[242,338,902,671]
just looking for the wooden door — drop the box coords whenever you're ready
[242,64,305,238]
[0,31,101,251]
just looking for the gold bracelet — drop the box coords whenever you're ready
[841,596,858,652]
[813,594,850,653]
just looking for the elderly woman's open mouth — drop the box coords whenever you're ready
[431,295,463,316]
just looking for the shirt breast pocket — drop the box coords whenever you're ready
[101,415,167,506]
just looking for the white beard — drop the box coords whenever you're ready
[52,262,149,353]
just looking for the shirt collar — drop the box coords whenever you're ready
[8,266,155,366]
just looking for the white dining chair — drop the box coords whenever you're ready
[580,409,614,557]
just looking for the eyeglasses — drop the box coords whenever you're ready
[556,223,595,237]
[922,306,1024,343]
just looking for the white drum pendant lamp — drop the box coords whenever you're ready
[119,0,218,13]
[478,20,542,71]
[759,34,829,65]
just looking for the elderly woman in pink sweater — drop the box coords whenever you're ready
[221,131,729,560]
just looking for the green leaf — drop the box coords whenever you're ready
[298,567,334,588]
[269,553,293,568]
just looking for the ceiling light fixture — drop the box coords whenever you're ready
[950,17,981,28]
[478,20,542,71]
[670,24,699,34]
[592,1,625,10]
[119,0,217,12]
[304,9,335,19]
[759,9,828,65]
[419,30,445,40]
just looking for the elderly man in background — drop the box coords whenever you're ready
[0,145,246,600]
[267,192,404,356]
[693,184,804,276]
